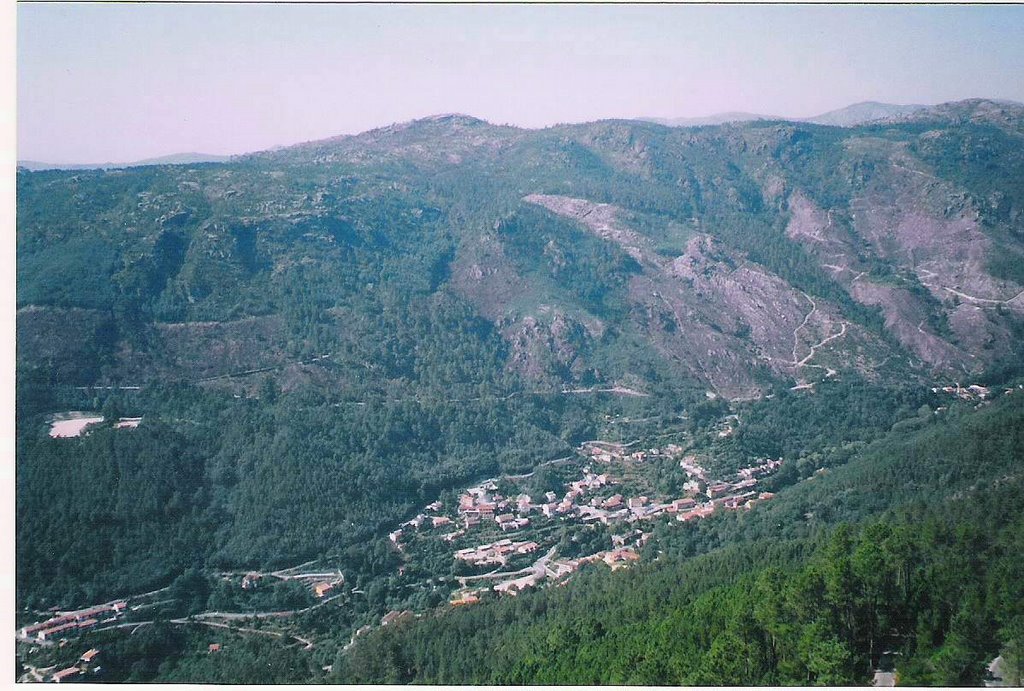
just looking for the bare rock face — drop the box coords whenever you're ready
[785,191,849,249]
[848,280,969,370]
[946,302,1015,359]
[784,189,968,370]
[502,311,593,385]
[849,148,1017,304]
[449,233,533,322]
[258,106,1024,394]
[565,123,657,179]
[522,194,897,399]
[523,194,648,263]
[784,152,1024,375]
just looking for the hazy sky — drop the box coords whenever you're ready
[17,3,1024,163]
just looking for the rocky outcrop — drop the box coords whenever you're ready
[524,195,896,398]
[784,156,1024,374]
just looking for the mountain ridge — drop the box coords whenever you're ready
[21,99,1024,170]
[641,98,1024,130]
[639,100,925,128]
[17,151,233,171]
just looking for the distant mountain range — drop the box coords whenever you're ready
[642,100,933,128]
[640,111,784,127]
[803,101,928,126]
[17,151,232,171]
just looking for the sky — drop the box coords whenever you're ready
[17,3,1024,164]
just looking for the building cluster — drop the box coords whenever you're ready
[51,648,102,683]
[580,440,630,463]
[679,455,709,481]
[457,481,503,528]
[493,571,544,594]
[455,481,540,532]
[490,534,650,598]
[714,415,740,438]
[390,508,450,550]
[557,547,642,573]
[394,440,787,608]
[495,513,531,532]
[441,528,466,543]
[599,547,641,569]
[298,572,344,598]
[380,610,414,627]
[737,457,783,479]
[543,453,783,527]
[455,539,539,567]
[534,471,614,519]
[454,450,781,539]
[449,590,482,607]
[502,545,643,596]
[232,567,342,598]
[388,528,405,551]
[575,492,667,524]
[567,472,611,498]
[674,458,782,522]
[676,503,717,522]
[20,602,126,642]
[932,384,991,401]
[584,442,677,465]
[437,445,785,602]
[241,572,263,590]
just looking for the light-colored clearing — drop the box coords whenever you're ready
[49,414,104,438]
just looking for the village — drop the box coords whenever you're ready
[931,383,993,401]
[389,438,784,605]
[13,560,347,682]
[21,646,104,684]
[215,561,346,601]
[17,427,785,679]
[17,601,128,644]
[15,601,131,683]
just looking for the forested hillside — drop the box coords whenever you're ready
[338,393,1024,685]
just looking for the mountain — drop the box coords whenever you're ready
[15,98,1024,684]
[645,101,930,129]
[641,111,780,127]
[802,100,927,126]
[17,151,232,171]
[885,97,1024,128]
[25,99,1020,398]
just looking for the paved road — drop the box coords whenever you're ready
[873,670,896,687]
[456,546,558,587]
[986,655,1008,687]
[191,593,346,620]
